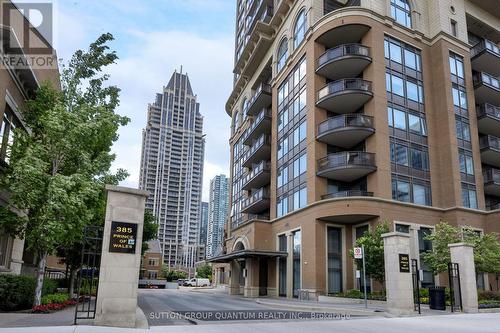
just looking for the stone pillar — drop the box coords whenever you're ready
[382,232,414,316]
[229,261,240,295]
[9,236,25,274]
[94,186,148,328]
[449,243,478,313]
[244,258,259,297]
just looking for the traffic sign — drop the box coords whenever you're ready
[354,247,363,259]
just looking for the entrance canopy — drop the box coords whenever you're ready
[206,250,287,263]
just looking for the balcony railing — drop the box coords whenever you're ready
[473,72,500,89]
[321,190,373,200]
[471,39,500,58]
[241,134,271,163]
[317,44,370,68]
[483,167,500,184]
[241,187,270,209]
[317,151,376,172]
[242,108,271,143]
[477,103,500,120]
[242,161,271,186]
[480,135,500,150]
[245,83,272,115]
[318,114,374,135]
[317,78,372,101]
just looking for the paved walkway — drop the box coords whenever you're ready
[1,313,500,333]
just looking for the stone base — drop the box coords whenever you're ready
[267,287,278,297]
[244,286,259,298]
[229,285,241,295]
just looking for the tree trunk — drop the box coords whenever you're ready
[33,251,48,307]
[68,268,76,298]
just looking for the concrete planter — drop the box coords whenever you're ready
[318,295,387,306]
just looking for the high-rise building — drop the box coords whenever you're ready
[199,202,209,246]
[139,69,205,269]
[209,0,500,298]
[206,175,229,258]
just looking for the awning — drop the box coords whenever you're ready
[206,250,288,263]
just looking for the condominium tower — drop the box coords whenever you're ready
[206,175,229,258]
[208,0,500,299]
[199,202,209,246]
[139,69,205,269]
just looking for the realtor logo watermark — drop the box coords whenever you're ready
[1,0,57,69]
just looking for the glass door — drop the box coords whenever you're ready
[327,227,343,294]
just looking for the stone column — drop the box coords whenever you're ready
[244,258,259,297]
[9,236,25,274]
[382,232,414,316]
[449,243,478,313]
[94,186,148,328]
[229,261,240,295]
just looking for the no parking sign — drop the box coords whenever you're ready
[354,247,363,259]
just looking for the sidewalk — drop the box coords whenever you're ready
[1,313,499,333]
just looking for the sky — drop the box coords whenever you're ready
[45,0,236,201]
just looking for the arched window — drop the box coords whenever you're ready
[293,9,307,49]
[277,38,288,72]
[390,0,412,28]
[242,98,249,120]
[234,111,241,132]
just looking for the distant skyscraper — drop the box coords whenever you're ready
[199,202,209,246]
[139,69,205,269]
[206,175,229,258]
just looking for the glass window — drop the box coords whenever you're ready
[406,80,420,102]
[391,0,412,28]
[404,49,421,71]
[408,114,421,133]
[452,86,467,109]
[396,224,410,233]
[391,74,405,96]
[395,144,408,166]
[449,54,464,79]
[393,109,406,129]
[392,179,410,202]
[294,10,307,49]
[389,42,402,63]
[277,38,288,72]
[413,184,428,205]
[292,230,301,297]
[456,118,471,141]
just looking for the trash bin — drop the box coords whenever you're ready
[428,286,446,310]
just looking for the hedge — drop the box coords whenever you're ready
[0,274,59,311]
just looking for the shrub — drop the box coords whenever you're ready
[479,291,500,301]
[0,275,60,311]
[41,293,70,305]
[32,299,77,313]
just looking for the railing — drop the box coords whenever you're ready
[317,44,370,68]
[471,39,500,58]
[477,103,500,120]
[317,151,376,172]
[242,161,271,186]
[483,167,500,184]
[242,134,271,161]
[242,187,270,209]
[473,72,500,89]
[321,190,373,200]
[318,114,374,135]
[245,213,270,221]
[480,135,500,150]
[245,83,272,114]
[317,79,372,101]
[242,108,271,142]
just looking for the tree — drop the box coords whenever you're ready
[0,33,129,306]
[422,222,500,275]
[349,221,389,285]
[196,264,212,280]
[142,209,158,255]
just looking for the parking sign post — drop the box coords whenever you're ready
[354,246,367,308]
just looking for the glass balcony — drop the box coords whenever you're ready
[246,83,272,116]
[321,190,373,200]
[477,103,500,137]
[242,108,272,145]
[241,187,271,214]
[317,151,376,182]
[471,39,500,76]
[242,161,271,190]
[483,167,500,197]
[473,72,500,105]
[317,114,374,148]
[480,135,500,167]
[316,79,373,114]
[242,134,271,167]
[316,44,371,81]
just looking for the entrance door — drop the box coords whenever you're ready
[278,234,287,297]
[259,258,268,296]
[327,227,343,294]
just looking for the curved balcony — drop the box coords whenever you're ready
[477,103,500,137]
[316,79,373,113]
[242,161,271,190]
[321,190,373,200]
[317,114,374,148]
[241,187,270,214]
[246,83,272,116]
[480,135,500,167]
[473,72,500,105]
[316,44,371,81]
[242,134,271,168]
[316,23,370,49]
[242,108,272,145]
[471,39,500,76]
[483,167,500,197]
[317,152,376,182]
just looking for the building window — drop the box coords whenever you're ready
[418,227,435,287]
[292,186,307,210]
[278,234,287,296]
[277,38,288,72]
[385,38,421,71]
[459,150,474,176]
[395,224,410,233]
[327,227,342,294]
[292,230,301,297]
[277,165,289,188]
[0,107,18,164]
[452,85,468,109]
[392,178,431,205]
[292,153,307,179]
[390,0,412,28]
[461,184,478,209]
[277,195,289,218]
[292,121,306,148]
[455,117,471,142]
[450,20,457,37]
[293,10,307,49]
